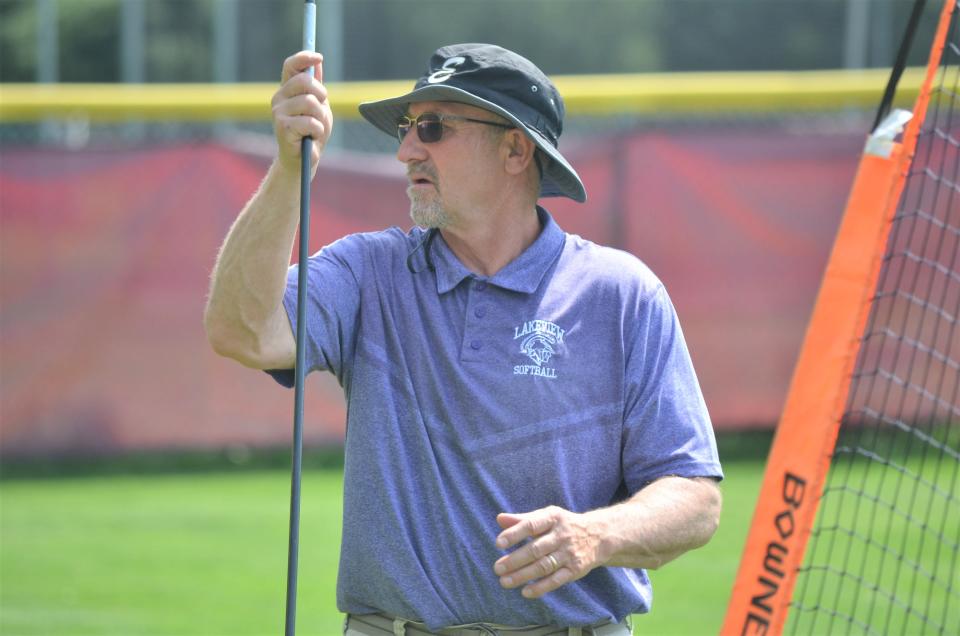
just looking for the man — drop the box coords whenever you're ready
[205,43,723,635]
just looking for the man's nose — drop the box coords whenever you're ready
[396,128,427,164]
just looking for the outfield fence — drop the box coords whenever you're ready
[0,70,918,458]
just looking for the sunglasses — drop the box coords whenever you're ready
[397,112,514,144]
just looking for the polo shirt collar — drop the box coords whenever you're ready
[432,206,565,295]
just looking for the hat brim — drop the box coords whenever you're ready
[358,85,586,203]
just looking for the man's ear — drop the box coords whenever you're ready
[502,130,536,176]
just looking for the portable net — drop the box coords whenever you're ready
[787,4,960,633]
[723,1,959,634]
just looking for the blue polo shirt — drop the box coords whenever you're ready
[270,208,722,629]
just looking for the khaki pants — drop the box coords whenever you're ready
[344,612,632,636]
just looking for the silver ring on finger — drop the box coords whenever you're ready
[546,554,560,573]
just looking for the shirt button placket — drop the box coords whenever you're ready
[463,278,489,360]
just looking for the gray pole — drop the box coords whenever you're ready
[870,0,895,69]
[36,0,59,145]
[36,0,58,83]
[121,0,146,82]
[120,0,146,143]
[213,0,239,83]
[286,10,316,635]
[212,0,239,139]
[843,0,869,69]
[318,0,343,151]
[319,0,343,83]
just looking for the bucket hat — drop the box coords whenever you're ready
[358,43,586,202]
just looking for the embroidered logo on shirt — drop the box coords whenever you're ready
[513,319,565,379]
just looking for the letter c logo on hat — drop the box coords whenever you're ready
[427,56,466,84]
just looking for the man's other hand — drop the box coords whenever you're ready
[493,506,609,599]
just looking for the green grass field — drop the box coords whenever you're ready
[0,458,765,636]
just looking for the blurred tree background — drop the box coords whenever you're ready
[0,0,945,83]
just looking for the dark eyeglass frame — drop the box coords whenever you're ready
[397,112,514,144]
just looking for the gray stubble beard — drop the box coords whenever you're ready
[407,185,450,229]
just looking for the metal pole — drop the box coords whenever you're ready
[843,0,870,69]
[120,0,146,144]
[285,4,315,635]
[36,0,59,144]
[213,0,239,140]
[870,0,896,69]
[318,0,343,152]
[318,0,343,82]
[36,0,58,83]
[213,0,239,83]
[121,0,145,83]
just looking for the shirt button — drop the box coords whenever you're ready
[470,339,482,350]
[476,281,488,291]
[474,306,487,318]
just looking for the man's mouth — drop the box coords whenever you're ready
[407,163,438,188]
[408,173,434,186]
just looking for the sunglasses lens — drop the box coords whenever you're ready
[417,115,443,143]
[397,114,444,144]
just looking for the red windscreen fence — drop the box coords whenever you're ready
[1,126,863,457]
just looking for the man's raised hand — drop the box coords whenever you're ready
[271,50,333,177]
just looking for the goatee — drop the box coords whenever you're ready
[406,162,449,228]
[408,187,449,229]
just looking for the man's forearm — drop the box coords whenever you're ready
[592,476,722,570]
[204,161,301,368]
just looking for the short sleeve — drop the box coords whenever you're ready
[265,235,364,388]
[621,284,723,492]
